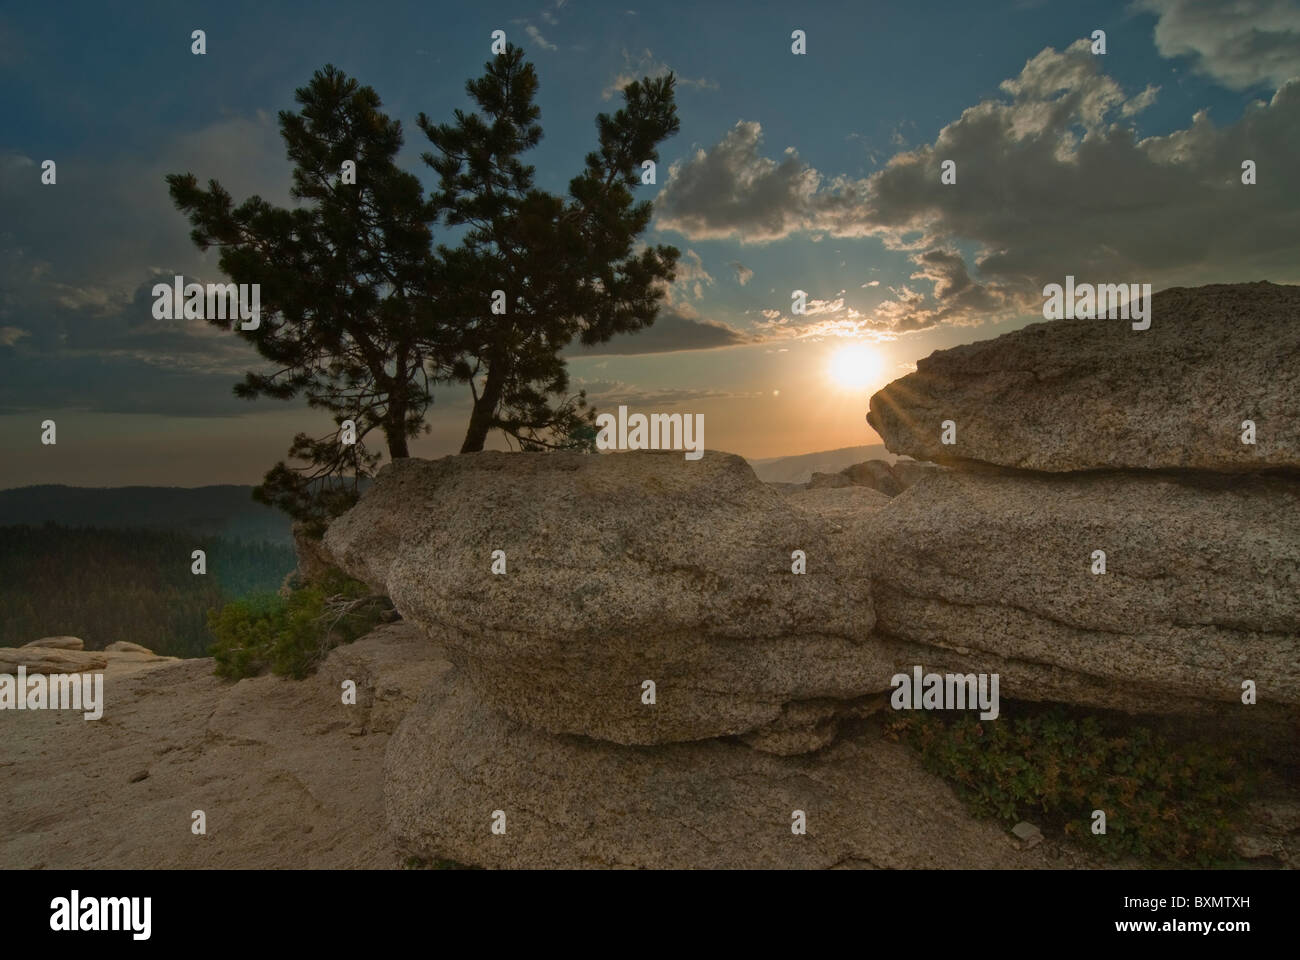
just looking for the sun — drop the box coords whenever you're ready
[828,343,884,390]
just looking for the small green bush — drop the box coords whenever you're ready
[885,705,1257,866]
[208,571,387,680]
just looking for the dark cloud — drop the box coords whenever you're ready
[574,306,751,356]
[0,112,296,415]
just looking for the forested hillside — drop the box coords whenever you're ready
[0,486,293,545]
[0,525,296,658]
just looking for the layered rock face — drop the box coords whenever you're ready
[325,450,885,745]
[864,282,1300,725]
[867,282,1300,471]
[316,282,1297,868]
[319,451,1098,867]
[386,679,1076,870]
[867,470,1300,715]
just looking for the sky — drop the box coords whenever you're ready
[2,0,1298,486]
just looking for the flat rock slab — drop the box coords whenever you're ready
[105,641,156,655]
[866,469,1300,716]
[325,451,883,746]
[0,624,437,869]
[23,636,84,650]
[0,648,108,674]
[867,282,1300,471]
[385,675,1094,870]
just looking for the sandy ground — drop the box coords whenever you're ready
[0,624,443,869]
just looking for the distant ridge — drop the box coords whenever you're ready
[747,445,896,484]
[0,485,292,545]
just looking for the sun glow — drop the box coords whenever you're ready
[828,343,884,390]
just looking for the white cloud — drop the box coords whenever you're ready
[657,40,1300,332]
[602,48,718,100]
[524,24,557,51]
[1135,0,1300,91]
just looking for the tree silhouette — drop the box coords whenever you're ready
[166,48,681,527]
[166,65,448,529]
[421,45,681,452]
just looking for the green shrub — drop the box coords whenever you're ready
[208,571,387,680]
[885,705,1258,866]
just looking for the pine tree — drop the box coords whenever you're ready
[420,46,681,452]
[166,65,449,529]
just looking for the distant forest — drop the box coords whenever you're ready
[0,485,293,545]
[0,524,296,658]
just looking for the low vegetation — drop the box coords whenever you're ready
[886,704,1260,866]
[208,571,389,680]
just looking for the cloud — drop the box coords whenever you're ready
[654,121,823,241]
[657,40,1300,332]
[1135,0,1300,92]
[0,113,288,288]
[0,112,297,416]
[602,48,718,100]
[574,306,751,356]
[575,377,756,407]
[0,266,280,415]
[672,249,715,300]
[524,24,557,51]
[730,261,754,286]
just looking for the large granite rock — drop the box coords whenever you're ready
[867,282,1300,471]
[324,451,884,746]
[292,521,342,585]
[384,675,1089,870]
[866,469,1300,717]
[891,460,943,490]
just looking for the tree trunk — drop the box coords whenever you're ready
[384,406,410,459]
[460,369,502,453]
[386,429,410,459]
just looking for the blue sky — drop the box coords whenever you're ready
[2,0,1297,484]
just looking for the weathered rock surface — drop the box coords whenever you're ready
[783,486,893,568]
[891,460,943,490]
[23,636,83,650]
[385,675,1095,870]
[105,641,155,655]
[807,470,854,489]
[840,460,902,496]
[324,451,885,746]
[292,520,342,585]
[0,624,435,869]
[867,282,1300,471]
[764,481,807,494]
[866,469,1300,717]
[783,485,893,523]
[0,648,108,674]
